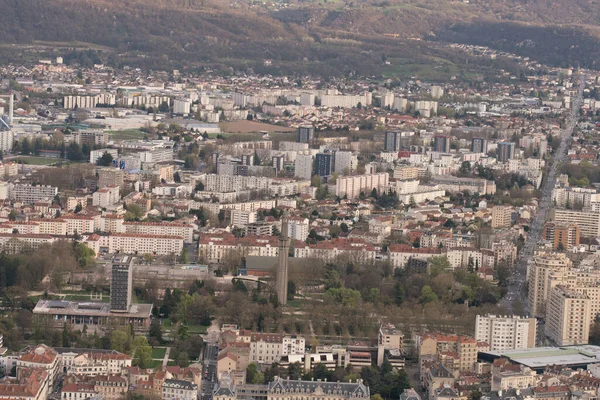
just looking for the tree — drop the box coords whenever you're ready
[246,363,265,384]
[458,161,471,176]
[429,256,451,276]
[149,319,163,344]
[8,210,16,221]
[340,223,349,233]
[124,204,143,221]
[111,329,131,354]
[419,285,438,304]
[158,101,170,113]
[143,253,154,264]
[97,152,114,166]
[74,203,83,214]
[179,248,189,264]
[132,336,152,369]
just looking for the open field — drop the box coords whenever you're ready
[220,120,295,134]
[9,156,59,165]
[106,129,147,141]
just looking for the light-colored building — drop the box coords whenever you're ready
[287,217,310,242]
[553,209,600,238]
[475,315,537,351]
[335,173,389,199]
[491,206,512,228]
[16,344,60,390]
[528,252,573,318]
[546,285,592,346]
[230,210,257,227]
[98,168,125,189]
[93,186,121,208]
[9,183,58,203]
[123,221,194,243]
[334,151,357,174]
[85,233,184,256]
[162,379,197,400]
[90,149,119,164]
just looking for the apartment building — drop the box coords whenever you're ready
[0,367,49,400]
[546,285,592,346]
[553,209,600,238]
[67,196,88,211]
[204,174,271,193]
[542,222,580,250]
[230,210,258,227]
[93,186,120,208]
[0,131,14,153]
[491,206,512,228]
[528,252,573,318]
[334,151,358,174]
[388,245,442,269]
[237,331,305,365]
[76,131,107,147]
[85,233,184,256]
[430,176,496,195]
[335,173,389,199]
[17,344,60,390]
[497,142,516,162]
[417,334,477,372]
[98,168,125,189]
[0,233,56,253]
[394,166,419,180]
[162,379,198,400]
[139,148,174,163]
[286,217,310,241]
[90,149,119,164]
[31,219,68,236]
[552,186,598,209]
[294,154,313,180]
[475,315,537,351]
[471,138,488,154]
[62,214,98,235]
[293,238,377,263]
[123,221,194,243]
[198,234,280,263]
[9,184,58,203]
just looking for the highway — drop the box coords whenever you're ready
[201,343,219,400]
[501,73,585,317]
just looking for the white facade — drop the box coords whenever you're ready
[334,151,357,174]
[287,218,310,241]
[295,155,313,180]
[0,130,14,153]
[475,315,537,351]
[335,173,389,199]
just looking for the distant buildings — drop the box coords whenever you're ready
[297,126,314,144]
[294,154,313,180]
[110,256,133,313]
[497,142,516,162]
[314,153,332,177]
[335,173,389,199]
[542,222,580,250]
[433,135,451,153]
[553,209,600,238]
[471,138,488,154]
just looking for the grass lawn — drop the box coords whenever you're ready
[149,359,163,369]
[151,347,167,359]
[10,156,59,165]
[106,129,147,141]
[163,319,173,328]
[167,360,177,366]
[187,324,208,334]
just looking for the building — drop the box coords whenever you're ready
[475,315,537,351]
[93,375,127,399]
[478,345,600,372]
[377,324,404,366]
[0,367,49,400]
[497,142,516,162]
[527,252,573,318]
[491,206,512,228]
[162,379,198,400]
[287,218,310,241]
[110,256,133,313]
[417,334,477,372]
[433,135,451,153]
[394,166,419,180]
[385,131,402,152]
[76,131,107,147]
[294,154,313,180]
[98,168,124,189]
[335,173,389,199]
[334,151,357,174]
[297,126,314,144]
[272,155,285,173]
[542,222,580,250]
[430,176,496,195]
[92,186,120,208]
[85,233,184,256]
[123,221,194,243]
[314,153,332,177]
[90,149,118,165]
[553,209,600,238]
[9,183,58,203]
[276,220,290,306]
[0,130,14,153]
[546,285,592,346]
[16,344,60,390]
[471,138,488,154]
[267,376,369,400]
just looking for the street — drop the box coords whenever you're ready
[501,73,585,322]
[201,343,219,400]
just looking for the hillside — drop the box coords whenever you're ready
[1,0,600,75]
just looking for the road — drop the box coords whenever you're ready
[201,343,219,400]
[501,73,585,317]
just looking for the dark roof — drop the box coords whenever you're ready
[267,377,369,398]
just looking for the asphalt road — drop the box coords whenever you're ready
[201,343,219,400]
[501,74,585,321]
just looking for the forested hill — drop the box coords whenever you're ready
[1,0,600,73]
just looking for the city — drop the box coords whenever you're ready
[2,8,600,400]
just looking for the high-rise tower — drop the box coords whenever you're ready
[276,219,290,305]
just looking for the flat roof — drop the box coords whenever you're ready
[33,299,152,319]
[480,345,600,369]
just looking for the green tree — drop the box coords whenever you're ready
[325,287,361,307]
[97,151,114,166]
[111,329,131,354]
[429,256,451,276]
[132,336,152,368]
[149,319,163,344]
[419,285,438,304]
[246,363,265,384]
